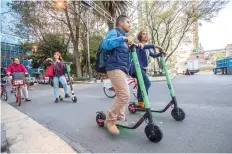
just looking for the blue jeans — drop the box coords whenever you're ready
[53,76,68,98]
[133,69,151,102]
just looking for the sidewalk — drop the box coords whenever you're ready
[1,102,77,153]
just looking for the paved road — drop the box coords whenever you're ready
[7,73,232,153]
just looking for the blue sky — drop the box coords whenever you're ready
[198,1,232,50]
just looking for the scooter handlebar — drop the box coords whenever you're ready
[62,62,73,65]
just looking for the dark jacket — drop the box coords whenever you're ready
[102,28,130,74]
[129,44,161,75]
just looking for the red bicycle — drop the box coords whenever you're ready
[103,77,138,98]
[11,72,26,106]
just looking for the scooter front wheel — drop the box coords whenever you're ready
[171,108,185,121]
[72,96,77,103]
[144,124,163,143]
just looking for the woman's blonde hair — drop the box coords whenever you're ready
[53,51,63,61]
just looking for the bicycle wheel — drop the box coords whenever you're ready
[1,90,8,101]
[132,86,138,99]
[128,80,138,99]
[103,87,116,98]
[16,87,21,106]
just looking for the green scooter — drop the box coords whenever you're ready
[96,44,163,143]
[128,46,185,121]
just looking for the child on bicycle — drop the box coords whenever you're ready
[6,57,31,101]
[129,29,166,108]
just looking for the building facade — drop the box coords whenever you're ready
[1,42,32,74]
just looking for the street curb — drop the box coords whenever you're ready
[1,102,77,153]
[150,75,176,82]
[73,75,177,84]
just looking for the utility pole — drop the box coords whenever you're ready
[81,0,115,80]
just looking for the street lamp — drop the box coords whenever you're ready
[54,0,66,9]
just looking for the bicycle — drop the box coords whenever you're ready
[103,77,138,98]
[1,75,8,101]
[11,72,26,106]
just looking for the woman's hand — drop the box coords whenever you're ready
[138,43,144,49]
[155,45,163,51]
[155,45,166,56]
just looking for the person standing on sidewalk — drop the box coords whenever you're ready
[129,30,166,108]
[52,52,70,103]
[101,15,131,135]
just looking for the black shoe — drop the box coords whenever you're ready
[65,94,70,98]
[25,98,31,102]
[55,98,59,103]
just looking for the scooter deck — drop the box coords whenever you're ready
[116,121,137,128]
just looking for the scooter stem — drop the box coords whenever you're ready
[160,54,175,97]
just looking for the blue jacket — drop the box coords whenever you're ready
[102,28,130,74]
[129,44,161,75]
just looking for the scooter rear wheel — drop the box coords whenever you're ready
[128,102,137,114]
[171,108,185,121]
[96,112,106,127]
[144,124,163,143]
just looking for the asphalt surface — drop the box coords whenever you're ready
[6,72,232,153]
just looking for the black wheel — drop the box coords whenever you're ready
[103,87,116,98]
[213,69,217,74]
[222,68,225,74]
[59,95,63,101]
[144,124,163,143]
[17,95,21,106]
[171,108,185,121]
[72,96,77,103]
[128,102,137,114]
[1,91,8,101]
[96,112,106,127]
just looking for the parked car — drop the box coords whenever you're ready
[38,76,49,84]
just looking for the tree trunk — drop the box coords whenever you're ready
[64,2,82,78]
[73,43,82,78]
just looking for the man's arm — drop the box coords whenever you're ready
[102,29,125,50]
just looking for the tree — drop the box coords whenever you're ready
[101,1,131,30]
[7,1,90,78]
[141,1,228,62]
[20,33,70,68]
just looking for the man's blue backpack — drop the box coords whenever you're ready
[95,28,120,74]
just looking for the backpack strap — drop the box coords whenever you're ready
[114,28,122,37]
